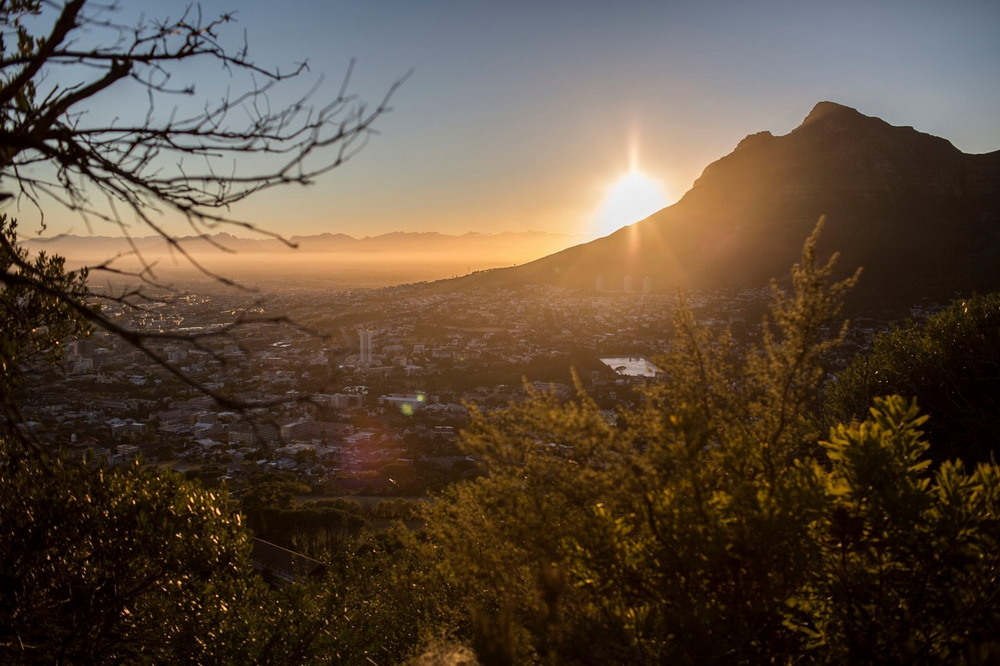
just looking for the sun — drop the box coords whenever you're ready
[595,169,669,236]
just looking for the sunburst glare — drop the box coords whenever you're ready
[595,169,669,236]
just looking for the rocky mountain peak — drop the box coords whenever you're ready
[440,102,1000,312]
[800,100,865,127]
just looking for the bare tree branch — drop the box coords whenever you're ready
[0,0,405,418]
[1,1,407,246]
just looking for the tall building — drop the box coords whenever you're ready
[359,328,373,367]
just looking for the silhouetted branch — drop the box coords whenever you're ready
[1,2,407,252]
[0,1,400,414]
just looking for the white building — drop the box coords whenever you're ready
[359,328,374,367]
[599,355,660,378]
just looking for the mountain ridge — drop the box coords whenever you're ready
[435,102,1000,310]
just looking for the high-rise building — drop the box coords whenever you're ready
[359,328,373,367]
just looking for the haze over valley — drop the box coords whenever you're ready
[25,230,590,288]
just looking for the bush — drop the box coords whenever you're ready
[414,227,1000,663]
[826,293,1000,464]
[0,442,261,662]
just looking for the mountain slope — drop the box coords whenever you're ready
[448,102,1000,307]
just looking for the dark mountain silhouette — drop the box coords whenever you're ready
[443,102,1000,310]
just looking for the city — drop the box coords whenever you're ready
[19,272,911,504]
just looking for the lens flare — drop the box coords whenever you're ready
[595,169,668,236]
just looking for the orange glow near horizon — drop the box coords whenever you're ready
[594,168,670,236]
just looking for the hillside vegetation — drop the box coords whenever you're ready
[5,225,1000,664]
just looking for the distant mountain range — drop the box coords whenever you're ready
[22,230,588,268]
[442,102,1000,311]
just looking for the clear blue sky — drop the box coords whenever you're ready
[60,1,1000,238]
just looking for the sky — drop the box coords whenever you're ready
[27,0,1000,240]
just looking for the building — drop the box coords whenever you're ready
[316,393,365,410]
[599,355,661,378]
[228,421,279,446]
[359,328,373,367]
[380,392,429,414]
[280,417,313,442]
[344,431,376,447]
[108,417,147,440]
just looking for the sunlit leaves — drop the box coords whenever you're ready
[415,225,1000,663]
[0,441,261,663]
[791,395,1000,662]
[0,214,90,397]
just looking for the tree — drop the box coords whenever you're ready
[0,3,409,661]
[1,0,398,240]
[418,223,861,662]
[414,226,1000,663]
[0,213,89,428]
[825,292,1000,465]
[791,396,1000,663]
[0,0,404,411]
[0,438,263,662]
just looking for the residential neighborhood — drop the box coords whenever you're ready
[18,278,899,498]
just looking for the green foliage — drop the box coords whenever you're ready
[790,396,1000,663]
[244,531,432,665]
[373,497,426,520]
[421,385,629,661]
[417,223,857,661]
[0,215,90,395]
[0,439,429,664]
[415,226,1000,664]
[644,219,859,463]
[241,482,366,557]
[317,532,432,663]
[0,439,263,663]
[826,292,1000,464]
